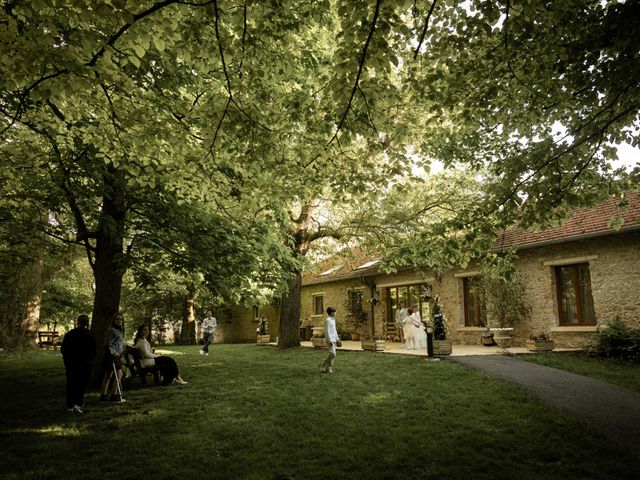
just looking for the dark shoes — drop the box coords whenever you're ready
[101,393,125,402]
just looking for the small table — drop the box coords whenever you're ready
[38,331,60,350]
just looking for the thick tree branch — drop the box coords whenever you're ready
[238,0,247,74]
[47,144,98,269]
[99,82,130,160]
[212,0,233,97]
[0,70,67,135]
[207,96,232,156]
[307,227,344,244]
[503,0,510,50]
[207,0,269,152]
[413,0,438,60]
[328,0,382,146]
[492,103,638,213]
[2,0,192,132]
[87,0,180,67]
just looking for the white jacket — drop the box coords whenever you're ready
[324,315,338,343]
[202,316,217,334]
[134,338,157,368]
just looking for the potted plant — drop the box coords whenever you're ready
[431,297,452,355]
[477,267,531,348]
[526,332,555,352]
[344,288,368,341]
[337,329,349,343]
[481,328,495,346]
[256,318,271,344]
[361,334,385,352]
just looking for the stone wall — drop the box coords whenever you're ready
[301,232,640,348]
[514,231,640,348]
[227,231,640,347]
[302,277,377,337]
[218,304,280,343]
[440,231,640,348]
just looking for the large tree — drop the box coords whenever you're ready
[0,0,299,350]
[2,0,637,350]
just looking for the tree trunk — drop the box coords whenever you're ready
[89,168,127,381]
[278,270,302,349]
[19,229,45,349]
[180,282,197,344]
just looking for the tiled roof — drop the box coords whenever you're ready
[303,249,383,286]
[495,191,640,250]
[304,192,640,285]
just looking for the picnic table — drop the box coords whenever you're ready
[37,331,60,350]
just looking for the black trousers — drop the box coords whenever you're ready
[64,361,91,408]
[155,356,179,385]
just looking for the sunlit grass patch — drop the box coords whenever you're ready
[1,345,639,480]
[519,351,640,393]
[12,425,83,437]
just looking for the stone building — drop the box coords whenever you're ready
[225,193,640,348]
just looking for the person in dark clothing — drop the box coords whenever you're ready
[60,314,96,414]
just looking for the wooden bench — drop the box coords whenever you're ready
[38,331,60,350]
[123,345,160,385]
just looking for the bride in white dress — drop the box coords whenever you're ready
[403,307,427,350]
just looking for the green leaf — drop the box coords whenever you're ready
[153,36,166,52]
[129,55,141,68]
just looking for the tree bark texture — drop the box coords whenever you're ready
[19,231,45,349]
[278,270,302,349]
[89,168,127,381]
[180,282,197,344]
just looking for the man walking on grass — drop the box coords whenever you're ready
[61,314,96,413]
[200,310,217,356]
[319,306,341,373]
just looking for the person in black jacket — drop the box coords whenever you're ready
[61,315,96,414]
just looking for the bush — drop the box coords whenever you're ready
[594,317,640,363]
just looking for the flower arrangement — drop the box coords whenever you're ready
[259,318,268,335]
[422,284,433,301]
[527,331,554,351]
[344,288,368,333]
[432,296,447,341]
[529,332,551,342]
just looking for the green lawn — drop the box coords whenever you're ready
[518,351,640,393]
[1,345,638,480]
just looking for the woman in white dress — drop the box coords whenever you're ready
[403,307,427,350]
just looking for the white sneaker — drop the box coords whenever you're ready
[199,349,204,355]
[73,405,84,414]
[205,352,209,356]
[327,368,333,374]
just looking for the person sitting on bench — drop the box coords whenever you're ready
[133,325,188,385]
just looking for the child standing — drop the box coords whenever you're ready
[319,307,341,373]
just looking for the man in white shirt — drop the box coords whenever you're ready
[319,306,341,373]
[199,310,217,356]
